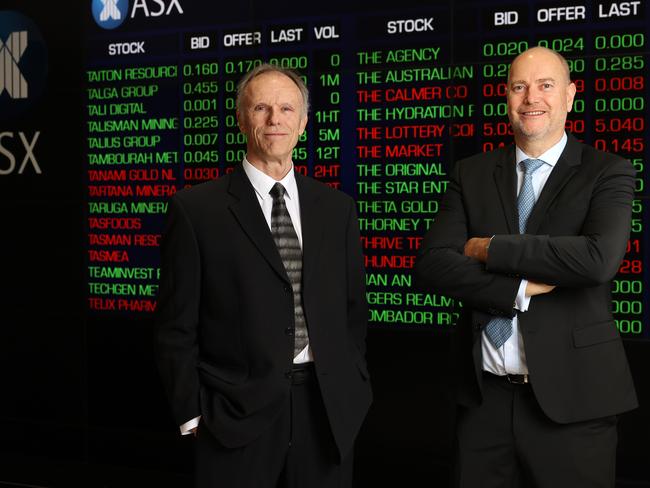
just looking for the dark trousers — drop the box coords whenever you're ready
[195,365,353,488]
[455,373,617,488]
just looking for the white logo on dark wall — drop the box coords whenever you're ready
[0,11,47,176]
[92,0,183,29]
[0,31,28,99]
[0,11,47,113]
[92,0,129,29]
[130,0,184,17]
[0,131,41,175]
[100,0,123,22]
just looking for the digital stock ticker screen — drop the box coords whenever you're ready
[84,0,648,338]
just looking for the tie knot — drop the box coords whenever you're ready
[520,158,545,175]
[270,182,286,200]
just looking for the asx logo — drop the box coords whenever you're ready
[0,11,46,176]
[91,0,130,29]
[0,131,41,175]
[0,31,28,99]
[0,11,47,119]
[92,0,183,29]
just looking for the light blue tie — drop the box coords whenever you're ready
[485,158,546,349]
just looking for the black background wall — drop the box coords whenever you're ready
[0,1,648,487]
[0,0,86,478]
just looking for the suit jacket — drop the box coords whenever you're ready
[415,134,637,423]
[155,165,372,459]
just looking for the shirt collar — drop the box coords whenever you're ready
[515,132,568,169]
[242,157,298,201]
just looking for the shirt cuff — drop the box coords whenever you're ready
[514,279,531,312]
[180,416,200,435]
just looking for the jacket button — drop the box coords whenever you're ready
[284,285,292,293]
[284,371,293,380]
[285,327,294,336]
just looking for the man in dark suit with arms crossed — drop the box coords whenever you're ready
[415,47,637,487]
[155,64,371,487]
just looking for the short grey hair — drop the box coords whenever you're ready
[236,63,310,116]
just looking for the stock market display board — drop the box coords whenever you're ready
[84,0,648,338]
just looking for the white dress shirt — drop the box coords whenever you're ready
[482,133,568,375]
[180,158,312,435]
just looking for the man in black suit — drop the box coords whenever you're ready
[155,64,371,487]
[415,47,637,487]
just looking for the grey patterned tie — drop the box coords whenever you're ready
[270,183,308,357]
[485,158,546,349]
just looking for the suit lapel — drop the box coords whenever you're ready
[525,135,582,234]
[296,173,324,289]
[227,166,289,283]
[493,145,518,234]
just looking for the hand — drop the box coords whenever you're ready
[463,237,491,263]
[525,281,556,296]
